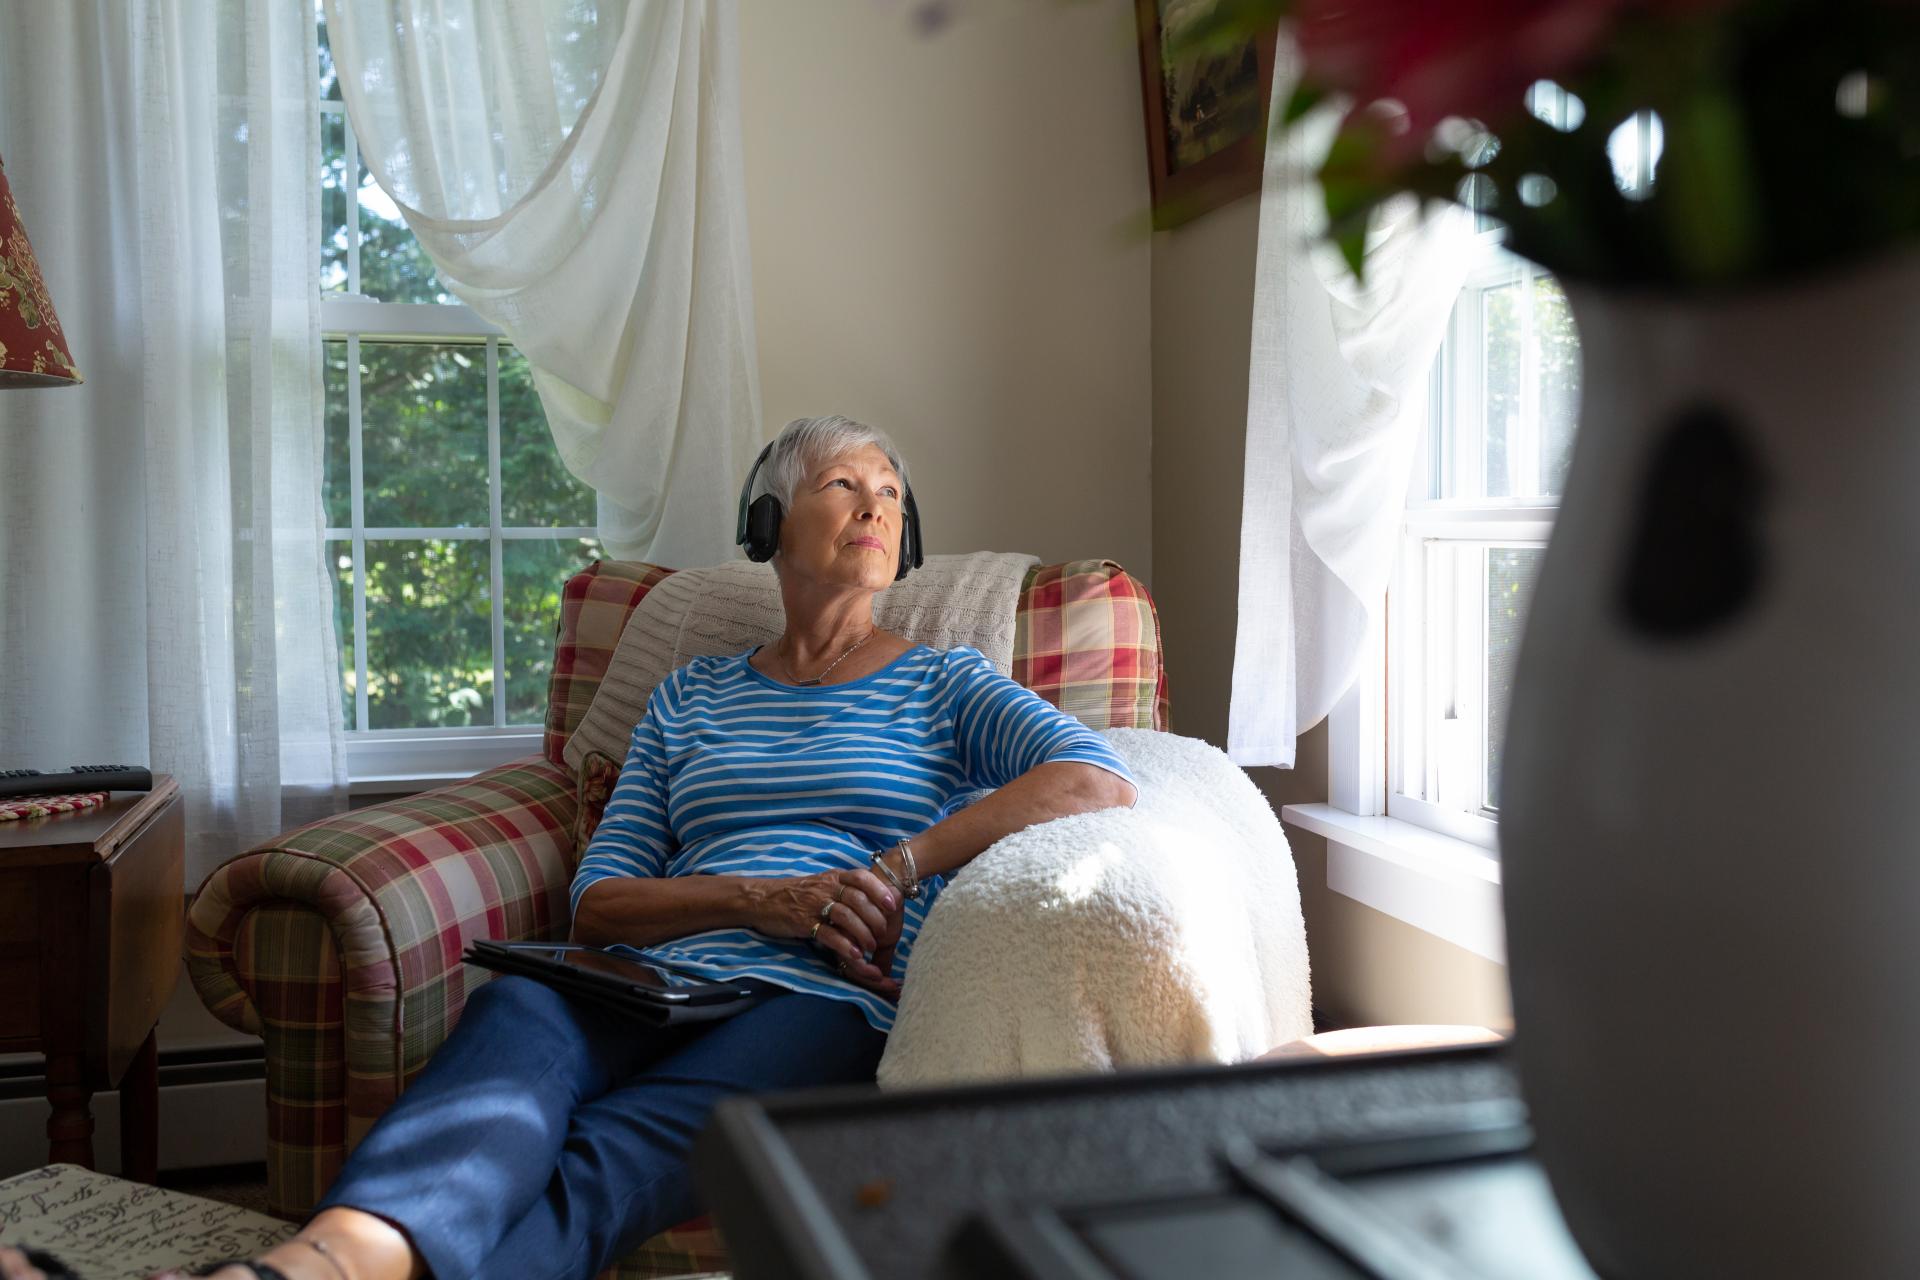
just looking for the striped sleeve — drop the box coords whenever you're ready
[570,681,679,917]
[946,647,1137,801]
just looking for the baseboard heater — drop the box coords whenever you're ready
[0,1045,268,1176]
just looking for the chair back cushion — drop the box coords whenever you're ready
[564,552,1040,780]
[542,562,677,768]
[1013,559,1169,734]
[542,556,1170,773]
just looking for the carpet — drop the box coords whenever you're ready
[0,1164,293,1280]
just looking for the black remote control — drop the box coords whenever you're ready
[0,765,154,799]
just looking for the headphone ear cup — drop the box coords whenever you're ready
[744,494,783,563]
[895,487,923,581]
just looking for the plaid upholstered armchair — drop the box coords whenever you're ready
[185,558,1167,1279]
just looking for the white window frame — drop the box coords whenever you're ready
[319,100,594,787]
[1283,94,1655,960]
[1289,231,1568,964]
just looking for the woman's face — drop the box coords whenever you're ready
[775,444,905,592]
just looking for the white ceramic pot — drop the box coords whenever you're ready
[1500,253,1920,1279]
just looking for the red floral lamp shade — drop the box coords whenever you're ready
[0,153,80,388]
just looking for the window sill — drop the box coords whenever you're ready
[347,730,545,795]
[1280,803,1506,964]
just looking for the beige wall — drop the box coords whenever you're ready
[739,1,1507,1030]
[738,0,1153,578]
[1148,195,1512,1031]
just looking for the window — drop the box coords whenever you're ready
[1386,243,1573,848]
[1379,91,1661,849]
[317,7,602,780]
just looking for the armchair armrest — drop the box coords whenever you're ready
[878,730,1313,1088]
[185,756,577,1216]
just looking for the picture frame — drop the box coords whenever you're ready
[1134,0,1278,231]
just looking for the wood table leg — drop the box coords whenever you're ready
[119,1028,160,1183]
[45,1050,94,1169]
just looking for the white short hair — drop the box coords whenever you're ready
[754,415,911,512]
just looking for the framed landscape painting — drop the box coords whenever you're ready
[1135,0,1277,230]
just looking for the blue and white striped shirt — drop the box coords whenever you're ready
[569,643,1137,1032]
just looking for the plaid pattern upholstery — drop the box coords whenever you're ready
[186,762,578,1203]
[545,561,679,766]
[549,556,1159,771]
[1013,560,1169,733]
[574,749,625,864]
[189,555,1168,1280]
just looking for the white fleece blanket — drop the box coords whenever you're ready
[878,728,1313,1087]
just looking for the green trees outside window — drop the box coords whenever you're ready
[320,14,602,733]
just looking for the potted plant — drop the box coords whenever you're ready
[1187,2,1920,1275]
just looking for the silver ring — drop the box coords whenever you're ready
[818,899,836,924]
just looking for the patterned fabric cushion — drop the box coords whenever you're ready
[544,561,678,766]
[574,749,625,864]
[1012,560,1170,733]
[602,1219,727,1280]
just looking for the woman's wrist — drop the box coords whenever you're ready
[736,877,775,933]
[872,848,908,897]
[873,840,920,900]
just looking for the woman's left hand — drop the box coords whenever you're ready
[749,867,906,999]
[818,868,905,1001]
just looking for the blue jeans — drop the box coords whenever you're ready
[315,974,887,1280]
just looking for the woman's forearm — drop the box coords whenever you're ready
[571,873,767,948]
[573,761,1132,945]
[897,761,1136,882]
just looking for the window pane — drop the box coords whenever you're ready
[1535,276,1580,498]
[503,537,605,725]
[1485,547,1544,810]
[1608,110,1665,198]
[317,0,340,102]
[324,339,351,528]
[1402,539,1480,812]
[329,539,357,730]
[499,346,596,528]
[1422,331,1449,501]
[364,539,493,729]
[359,163,452,304]
[360,342,489,528]
[321,110,348,292]
[1482,282,1521,498]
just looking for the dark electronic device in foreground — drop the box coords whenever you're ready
[462,939,766,1027]
[693,1043,1599,1280]
[0,765,153,799]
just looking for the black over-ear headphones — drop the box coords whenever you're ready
[735,438,925,581]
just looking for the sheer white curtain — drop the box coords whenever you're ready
[0,0,346,881]
[322,0,762,566]
[1227,38,1474,769]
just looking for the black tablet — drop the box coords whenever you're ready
[464,940,763,1022]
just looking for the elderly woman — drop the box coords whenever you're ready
[40,415,1136,1280]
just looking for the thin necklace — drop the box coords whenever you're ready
[781,629,877,686]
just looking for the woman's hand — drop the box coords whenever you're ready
[750,868,905,998]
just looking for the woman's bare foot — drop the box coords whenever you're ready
[150,1206,426,1280]
[1,1245,65,1280]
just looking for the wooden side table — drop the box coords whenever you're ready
[0,776,184,1182]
